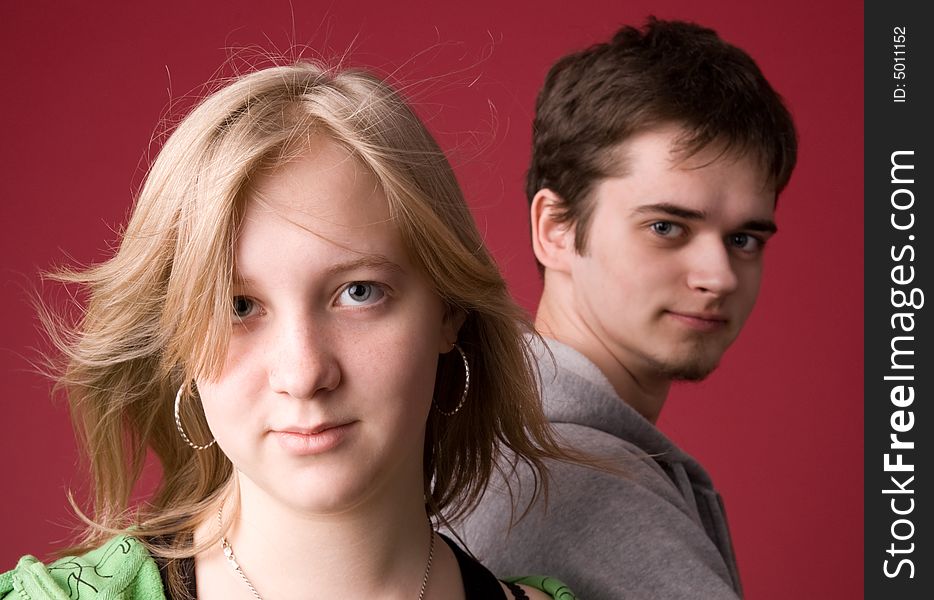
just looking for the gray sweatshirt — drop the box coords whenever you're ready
[457,336,742,599]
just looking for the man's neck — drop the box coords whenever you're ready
[535,285,670,424]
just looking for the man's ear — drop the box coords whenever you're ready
[530,189,575,273]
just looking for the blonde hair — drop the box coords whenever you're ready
[47,61,568,592]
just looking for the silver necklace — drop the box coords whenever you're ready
[217,504,436,600]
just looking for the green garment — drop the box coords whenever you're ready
[2,536,575,599]
[508,575,578,600]
[1,536,163,600]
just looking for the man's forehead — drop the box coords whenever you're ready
[607,125,774,190]
[593,141,777,227]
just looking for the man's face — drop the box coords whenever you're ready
[567,127,777,381]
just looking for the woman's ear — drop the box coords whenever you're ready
[439,308,467,353]
[530,188,576,274]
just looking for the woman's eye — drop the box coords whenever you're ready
[650,221,683,237]
[728,233,763,253]
[337,282,385,307]
[232,296,255,318]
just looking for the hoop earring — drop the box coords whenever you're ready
[175,381,216,451]
[434,344,469,417]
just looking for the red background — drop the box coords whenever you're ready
[1,1,863,597]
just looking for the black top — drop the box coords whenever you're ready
[154,533,529,599]
[443,533,528,600]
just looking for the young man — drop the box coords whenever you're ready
[459,18,797,599]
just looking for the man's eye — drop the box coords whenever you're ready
[337,282,385,307]
[232,296,255,318]
[650,221,682,237]
[728,233,763,252]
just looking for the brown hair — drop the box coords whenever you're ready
[46,61,568,596]
[527,17,798,262]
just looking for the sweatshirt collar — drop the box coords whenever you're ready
[530,334,712,485]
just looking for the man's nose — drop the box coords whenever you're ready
[685,238,739,297]
[267,319,341,400]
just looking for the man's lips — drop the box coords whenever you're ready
[665,310,729,332]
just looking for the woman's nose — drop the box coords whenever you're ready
[267,320,341,400]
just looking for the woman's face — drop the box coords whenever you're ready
[197,137,458,515]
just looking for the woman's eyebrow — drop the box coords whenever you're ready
[323,255,405,278]
[232,274,255,288]
[232,256,405,287]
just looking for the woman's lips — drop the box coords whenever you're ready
[272,422,357,455]
[665,311,729,333]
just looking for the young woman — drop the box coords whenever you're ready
[0,63,576,599]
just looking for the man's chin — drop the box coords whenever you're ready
[664,362,719,382]
[646,351,722,382]
[642,328,740,381]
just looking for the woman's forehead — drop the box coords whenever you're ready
[234,138,414,280]
[250,138,386,219]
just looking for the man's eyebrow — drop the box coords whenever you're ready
[743,219,778,234]
[631,203,706,220]
[631,202,778,234]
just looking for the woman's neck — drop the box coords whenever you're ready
[194,472,459,600]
